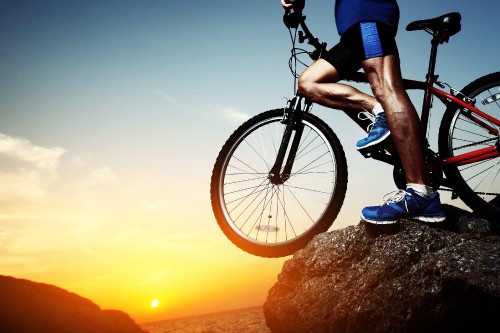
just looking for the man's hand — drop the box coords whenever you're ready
[281,0,305,12]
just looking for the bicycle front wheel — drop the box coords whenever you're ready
[438,72,500,221]
[211,109,348,257]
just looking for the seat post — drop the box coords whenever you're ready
[421,35,441,136]
[426,35,440,80]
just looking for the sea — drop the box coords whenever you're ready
[140,306,271,333]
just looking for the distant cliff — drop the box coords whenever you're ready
[0,275,146,333]
[264,205,500,333]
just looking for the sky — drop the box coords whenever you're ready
[0,0,499,324]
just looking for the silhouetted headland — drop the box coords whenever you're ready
[0,275,146,333]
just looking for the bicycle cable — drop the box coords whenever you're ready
[287,26,310,94]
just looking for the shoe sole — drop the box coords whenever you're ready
[413,215,446,223]
[361,213,446,225]
[356,131,391,151]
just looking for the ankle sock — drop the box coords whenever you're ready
[407,183,435,199]
[372,103,384,116]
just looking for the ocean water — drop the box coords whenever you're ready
[140,306,271,333]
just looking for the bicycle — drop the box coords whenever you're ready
[210,7,500,257]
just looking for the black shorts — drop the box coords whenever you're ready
[321,22,399,79]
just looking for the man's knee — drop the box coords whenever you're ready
[297,73,316,99]
[364,56,405,100]
[296,59,340,100]
[371,79,405,105]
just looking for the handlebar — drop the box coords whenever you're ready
[282,2,327,90]
[283,8,326,60]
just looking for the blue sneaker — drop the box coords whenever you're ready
[361,188,446,224]
[356,112,391,151]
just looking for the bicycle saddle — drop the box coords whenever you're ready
[406,12,461,38]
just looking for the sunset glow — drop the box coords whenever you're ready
[1,0,498,326]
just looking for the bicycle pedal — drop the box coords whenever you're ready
[357,136,393,158]
[358,145,386,158]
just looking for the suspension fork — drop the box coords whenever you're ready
[268,96,310,184]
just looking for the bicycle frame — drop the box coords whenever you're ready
[210,10,500,257]
[277,10,500,187]
[428,86,500,168]
[346,72,500,171]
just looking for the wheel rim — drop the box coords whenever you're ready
[447,83,500,209]
[218,115,339,246]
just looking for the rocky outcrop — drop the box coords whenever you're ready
[0,275,146,333]
[264,205,500,333]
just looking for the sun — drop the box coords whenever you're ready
[151,299,160,308]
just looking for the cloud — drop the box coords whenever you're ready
[0,133,65,173]
[152,88,190,111]
[206,105,250,123]
[221,106,250,122]
[0,170,48,201]
[90,166,117,183]
[152,89,177,104]
[0,133,66,201]
[151,87,251,124]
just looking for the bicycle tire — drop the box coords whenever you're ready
[438,72,500,221]
[211,109,348,257]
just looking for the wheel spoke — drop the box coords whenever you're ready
[212,110,346,256]
[441,74,500,220]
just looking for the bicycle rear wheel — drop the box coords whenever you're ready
[438,72,500,221]
[211,109,347,257]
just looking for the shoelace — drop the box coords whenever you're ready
[382,189,415,212]
[358,111,386,132]
[382,189,410,205]
[358,111,375,132]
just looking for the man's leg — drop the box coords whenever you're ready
[298,59,391,150]
[359,54,445,224]
[362,54,428,185]
[298,58,378,114]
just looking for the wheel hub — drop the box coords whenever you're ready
[268,172,289,185]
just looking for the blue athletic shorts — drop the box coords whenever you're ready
[321,21,399,79]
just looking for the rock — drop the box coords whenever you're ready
[0,275,146,333]
[264,205,500,333]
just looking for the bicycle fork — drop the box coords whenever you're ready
[268,96,310,185]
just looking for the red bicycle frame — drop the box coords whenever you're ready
[346,70,500,172]
[423,77,500,170]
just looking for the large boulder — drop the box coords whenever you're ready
[264,205,500,333]
[0,275,146,333]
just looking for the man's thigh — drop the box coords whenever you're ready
[300,58,342,84]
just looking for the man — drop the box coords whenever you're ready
[281,0,446,224]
